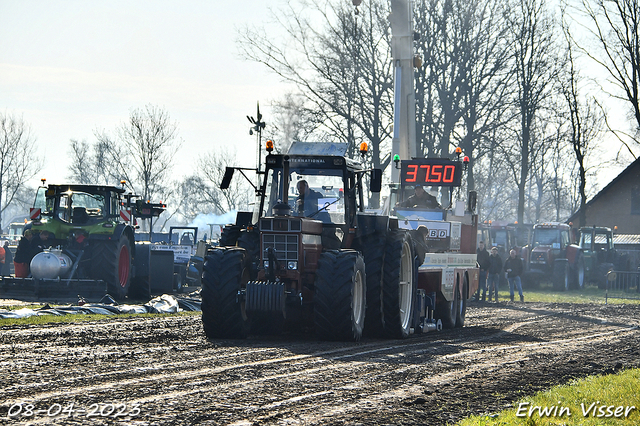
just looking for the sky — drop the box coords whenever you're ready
[0,0,633,204]
[0,0,288,186]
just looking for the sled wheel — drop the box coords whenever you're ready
[382,230,417,339]
[314,250,366,341]
[437,279,459,329]
[201,248,250,339]
[455,275,468,328]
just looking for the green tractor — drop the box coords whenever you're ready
[5,183,169,300]
[578,226,630,288]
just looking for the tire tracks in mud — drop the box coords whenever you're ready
[1,304,639,425]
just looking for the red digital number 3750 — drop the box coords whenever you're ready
[400,159,462,187]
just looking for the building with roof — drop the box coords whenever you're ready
[567,157,640,234]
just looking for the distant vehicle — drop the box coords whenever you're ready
[6,222,25,244]
[578,226,629,288]
[150,226,198,293]
[521,222,584,291]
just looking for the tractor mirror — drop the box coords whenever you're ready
[370,169,382,192]
[220,167,235,189]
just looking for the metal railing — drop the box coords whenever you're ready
[605,270,640,304]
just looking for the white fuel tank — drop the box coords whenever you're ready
[30,249,73,279]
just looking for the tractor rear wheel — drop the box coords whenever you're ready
[219,225,241,247]
[201,248,250,339]
[314,250,366,341]
[237,229,260,280]
[382,231,417,339]
[91,234,132,300]
[360,235,385,337]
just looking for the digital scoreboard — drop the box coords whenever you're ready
[400,158,462,187]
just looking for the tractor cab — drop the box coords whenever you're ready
[30,184,127,244]
[251,142,381,251]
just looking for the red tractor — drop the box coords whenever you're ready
[521,222,585,290]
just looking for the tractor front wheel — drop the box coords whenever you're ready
[201,248,250,339]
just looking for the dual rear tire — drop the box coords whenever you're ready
[314,250,366,341]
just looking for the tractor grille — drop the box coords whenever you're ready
[531,252,546,263]
[262,234,299,261]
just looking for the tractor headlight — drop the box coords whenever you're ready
[287,261,298,270]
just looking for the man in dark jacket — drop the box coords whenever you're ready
[504,249,524,302]
[475,241,490,301]
[398,185,440,209]
[30,230,51,257]
[296,180,324,217]
[487,247,503,302]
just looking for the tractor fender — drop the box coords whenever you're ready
[565,244,581,266]
[90,224,136,258]
[355,213,390,239]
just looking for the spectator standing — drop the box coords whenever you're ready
[0,242,5,275]
[2,241,13,276]
[475,241,490,301]
[13,230,34,278]
[487,247,503,302]
[504,249,524,302]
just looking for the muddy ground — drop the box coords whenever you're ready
[1,301,639,425]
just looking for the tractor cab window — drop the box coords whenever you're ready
[55,192,106,224]
[264,167,345,224]
[110,192,120,216]
[33,187,50,214]
[580,232,592,250]
[494,230,508,249]
[594,232,612,251]
[560,230,570,249]
[533,229,560,247]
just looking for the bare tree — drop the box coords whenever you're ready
[578,0,640,144]
[0,112,42,227]
[560,13,605,227]
[198,149,252,215]
[68,139,115,185]
[507,0,561,224]
[95,105,181,202]
[269,93,322,154]
[238,0,394,206]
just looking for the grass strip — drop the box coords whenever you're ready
[459,368,640,425]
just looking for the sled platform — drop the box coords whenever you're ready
[0,277,107,302]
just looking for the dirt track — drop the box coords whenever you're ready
[1,301,639,425]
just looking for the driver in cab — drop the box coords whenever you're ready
[397,185,440,209]
[296,180,323,217]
